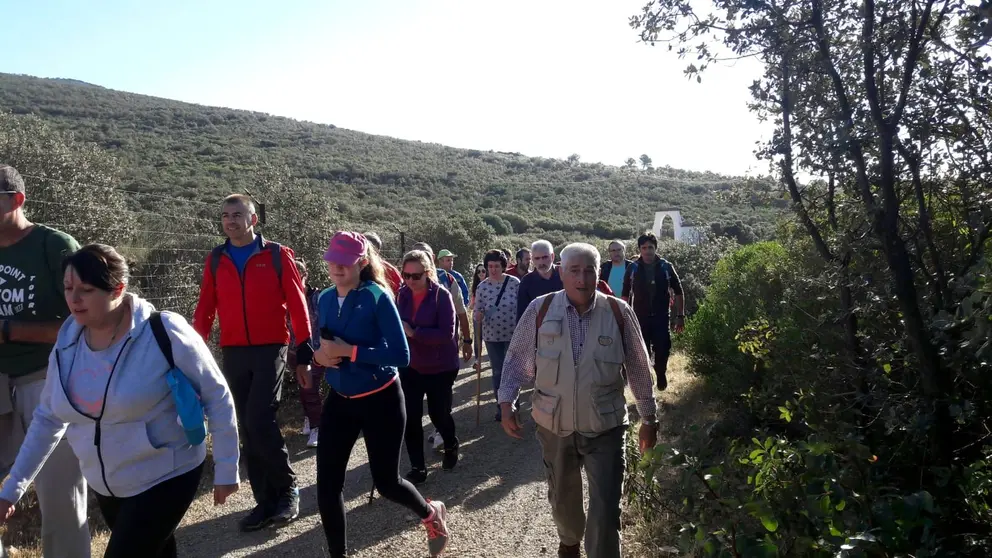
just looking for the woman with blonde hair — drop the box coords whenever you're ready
[395,250,460,484]
[309,232,450,558]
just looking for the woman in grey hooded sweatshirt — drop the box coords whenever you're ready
[0,244,241,558]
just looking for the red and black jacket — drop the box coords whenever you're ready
[193,235,311,349]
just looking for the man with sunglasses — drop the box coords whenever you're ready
[0,165,90,558]
[516,240,561,323]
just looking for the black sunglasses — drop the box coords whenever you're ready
[402,272,425,280]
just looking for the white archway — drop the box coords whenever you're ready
[652,210,684,241]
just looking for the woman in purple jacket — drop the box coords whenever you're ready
[396,250,461,484]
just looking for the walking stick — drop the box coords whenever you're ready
[474,324,483,426]
[368,483,376,505]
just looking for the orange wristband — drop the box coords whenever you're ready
[350,346,358,361]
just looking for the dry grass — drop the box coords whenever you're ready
[622,352,726,558]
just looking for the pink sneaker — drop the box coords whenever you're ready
[423,500,449,557]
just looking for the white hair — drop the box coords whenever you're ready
[609,239,626,249]
[560,242,601,270]
[531,239,554,254]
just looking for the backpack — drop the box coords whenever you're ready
[149,312,206,446]
[628,258,672,284]
[209,241,283,283]
[534,294,628,380]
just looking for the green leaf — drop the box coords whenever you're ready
[835,499,847,511]
[882,363,892,373]
[760,513,779,532]
[778,406,793,422]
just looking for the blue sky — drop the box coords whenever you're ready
[6,0,770,176]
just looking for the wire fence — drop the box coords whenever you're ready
[30,181,407,320]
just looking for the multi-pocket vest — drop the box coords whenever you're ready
[531,291,629,437]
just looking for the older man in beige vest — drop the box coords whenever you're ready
[498,242,659,558]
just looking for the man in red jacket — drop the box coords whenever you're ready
[193,194,313,533]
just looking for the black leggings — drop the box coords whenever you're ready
[401,368,458,470]
[317,379,432,556]
[95,463,203,558]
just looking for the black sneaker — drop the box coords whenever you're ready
[558,542,581,558]
[238,505,273,532]
[442,446,459,470]
[271,487,300,525]
[657,373,668,391]
[405,468,428,485]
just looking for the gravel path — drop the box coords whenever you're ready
[175,361,570,558]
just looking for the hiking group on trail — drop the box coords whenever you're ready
[0,164,687,558]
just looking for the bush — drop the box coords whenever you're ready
[405,216,495,276]
[678,241,795,393]
[497,212,531,234]
[628,236,992,557]
[656,237,735,315]
[481,213,512,236]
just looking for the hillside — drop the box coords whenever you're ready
[0,73,784,249]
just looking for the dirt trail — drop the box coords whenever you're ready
[175,362,565,557]
[6,354,698,558]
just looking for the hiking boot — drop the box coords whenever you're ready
[657,373,668,391]
[238,505,273,532]
[271,487,300,525]
[442,446,459,470]
[558,542,581,558]
[307,428,319,448]
[405,468,428,485]
[423,500,449,557]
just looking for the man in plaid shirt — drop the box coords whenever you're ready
[497,242,659,558]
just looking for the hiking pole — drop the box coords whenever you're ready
[474,325,482,426]
[368,482,376,505]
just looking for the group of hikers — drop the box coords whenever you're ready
[0,164,686,558]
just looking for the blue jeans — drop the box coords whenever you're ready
[486,341,511,418]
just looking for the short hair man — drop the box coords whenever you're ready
[193,194,314,532]
[601,240,632,297]
[515,240,561,323]
[621,231,685,391]
[411,243,472,362]
[498,242,658,558]
[506,248,532,280]
[0,165,91,557]
[436,249,470,306]
[364,231,402,296]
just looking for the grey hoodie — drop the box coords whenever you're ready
[0,294,240,502]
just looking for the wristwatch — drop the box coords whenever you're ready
[462,338,472,345]
[642,416,659,427]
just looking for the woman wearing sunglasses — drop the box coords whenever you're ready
[395,250,460,485]
[469,263,486,310]
[311,232,450,558]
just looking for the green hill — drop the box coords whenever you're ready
[0,72,784,249]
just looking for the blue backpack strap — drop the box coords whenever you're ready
[659,258,672,281]
[150,311,206,446]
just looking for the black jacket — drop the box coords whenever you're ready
[621,257,682,318]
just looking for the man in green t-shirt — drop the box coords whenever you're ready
[0,165,90,558]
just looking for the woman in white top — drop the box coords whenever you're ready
[472,249,520,422]
[0,244,241,558]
